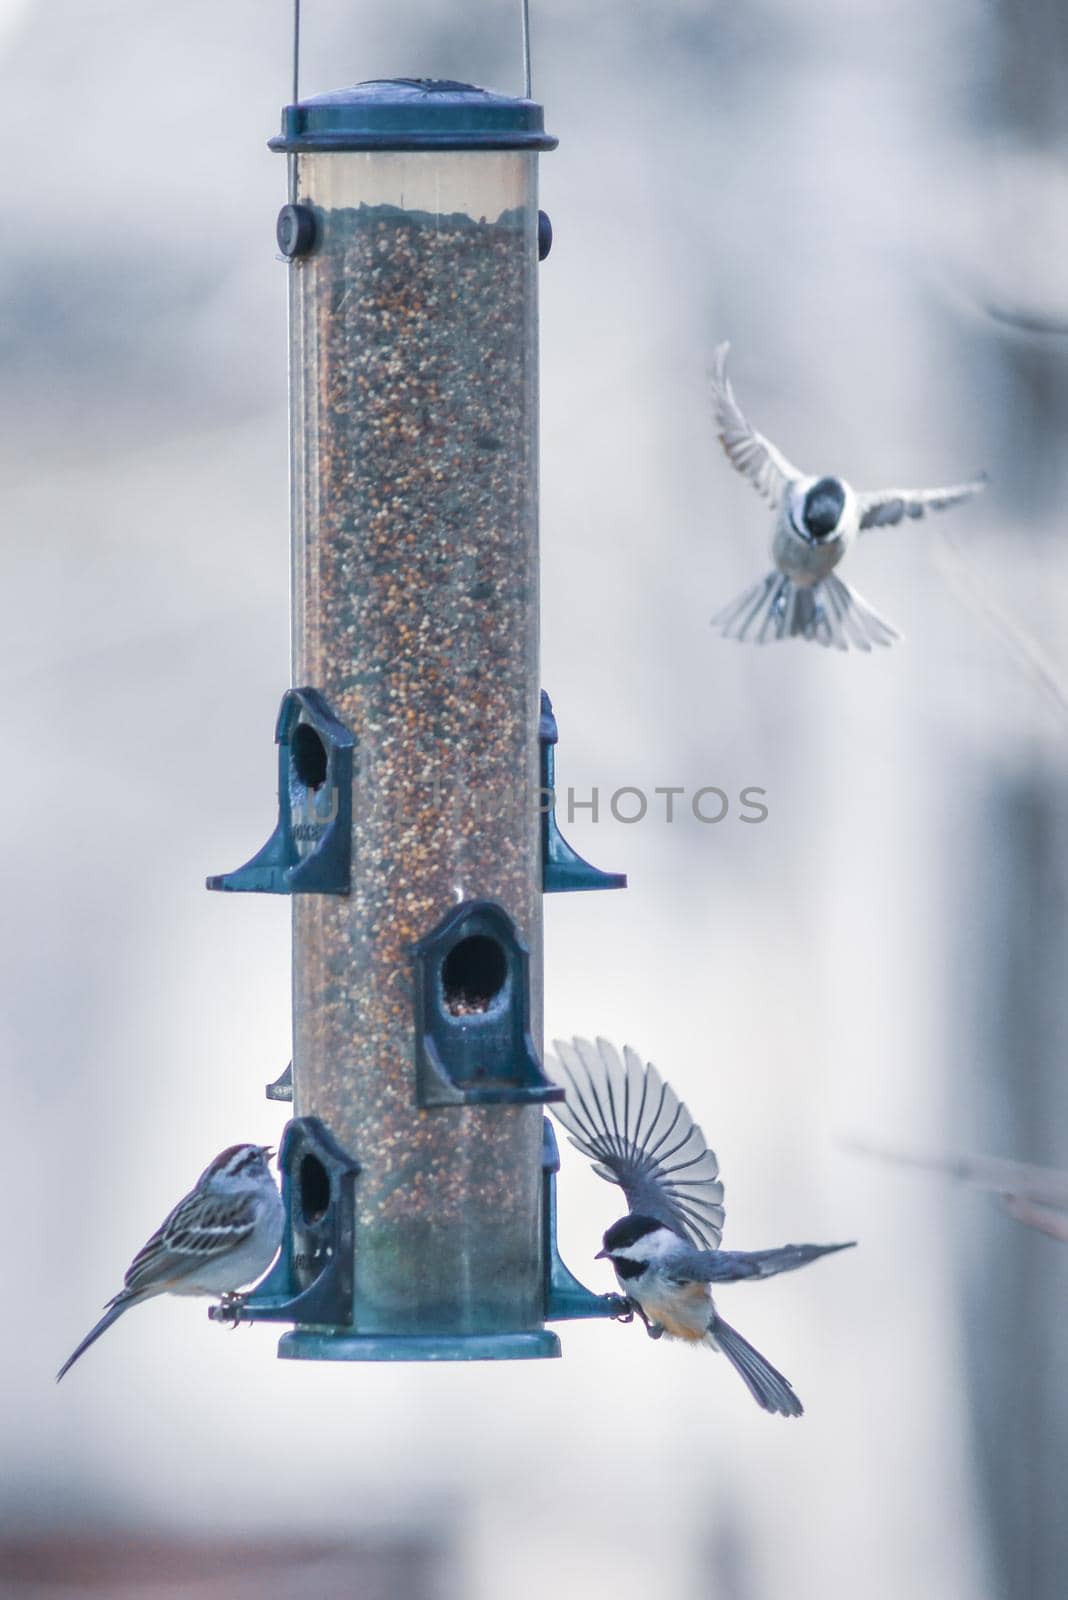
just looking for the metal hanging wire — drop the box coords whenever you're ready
[521,0,532,97]
[287,0,302,204]
[287,0,536,162]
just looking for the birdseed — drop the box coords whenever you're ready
[288,193,545,1335]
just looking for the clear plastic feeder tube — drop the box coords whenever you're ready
[283,89,553,1339]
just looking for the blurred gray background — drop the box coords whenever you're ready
[3,0,1068,1596]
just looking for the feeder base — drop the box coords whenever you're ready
[277,1328,561,1362]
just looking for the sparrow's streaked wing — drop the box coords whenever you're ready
[857,476,986,531]
[121,1190,258,1296]
[545,1037,725,1250]
[665,1240,856,1284]
[709,342,803,508]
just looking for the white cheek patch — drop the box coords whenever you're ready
[786,479,816,538]
[643,1226,684,1260]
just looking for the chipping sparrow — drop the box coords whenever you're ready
[57,1143,284,1381]
[708,342,985,650]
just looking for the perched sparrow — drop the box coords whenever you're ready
[546,1038,854,1417]
[57,1144,283,1381]
[709,342,985,650]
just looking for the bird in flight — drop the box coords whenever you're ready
[708,342,985,650]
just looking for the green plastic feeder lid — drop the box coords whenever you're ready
[270,78,557,153]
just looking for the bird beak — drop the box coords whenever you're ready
[595,1248,607,1259]
[262,1147,275,1161]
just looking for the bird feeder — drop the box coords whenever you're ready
[208,70,626,1359]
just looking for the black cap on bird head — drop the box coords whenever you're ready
[596,1213,665,1258]
[802,477,846,540]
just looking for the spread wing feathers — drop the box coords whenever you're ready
[667,1240,856,1284]
[709,342,802,508]
[121,1189,258,1298]
[713,571,899,652]
[857,476,986,531]
[546,1037,725,1250]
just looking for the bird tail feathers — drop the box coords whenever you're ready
[708,1314,804,1418]
[56,1293,140,1383]
[711,570,899,651]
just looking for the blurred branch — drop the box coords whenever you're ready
[844,1135,1068,1241]
[1001,1196,1068,1242]
[933,528,1068,727]
[985,301,1068,338]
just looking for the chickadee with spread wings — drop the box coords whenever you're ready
[547,1038,854,1418]
[708,342,985,651]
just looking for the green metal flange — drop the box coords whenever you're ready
[541,1118,629,1322]
[266,1062,293,1102]
[541,691,627,894]
[206,687,355,896]
[277,1329,561,1362]
[412,900,564,1108]
[269,79,558,155]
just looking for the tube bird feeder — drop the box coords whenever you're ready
[209,71,625,1360]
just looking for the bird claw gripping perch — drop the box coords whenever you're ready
[611,1298,664,1339]
[217,1291,248,1329]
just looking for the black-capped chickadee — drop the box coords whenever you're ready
[546,1038,854,1418]
[709,342,986,650]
